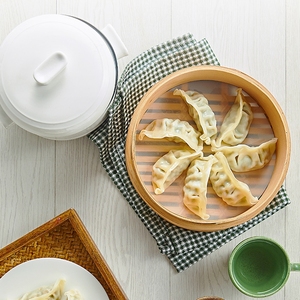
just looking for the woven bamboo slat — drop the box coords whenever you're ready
[0,209,128,300]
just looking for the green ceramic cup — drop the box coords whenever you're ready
[228,236,300,298]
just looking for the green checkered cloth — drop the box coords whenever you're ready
[89,34,290,272]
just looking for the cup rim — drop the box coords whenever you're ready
[228,236,290,298]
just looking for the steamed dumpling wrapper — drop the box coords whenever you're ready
[210,152,258,206]
[19,278,65,300]
[211,138,277,172]
[213,88,253,147]
[183,155,217,220]
[173,89,217,145]
[139,118,203,151]
[152,148,203,194]
[63,289,84,300]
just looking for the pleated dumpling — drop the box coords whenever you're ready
[210,152,258,206]
[173,89,217,145]
[213,88,253,147]
[152,148,202,194]
[139,118,203,151]
[183,155,217,220]
[211,138,277,172]
[19,278,65,300]
[64,289,84,299]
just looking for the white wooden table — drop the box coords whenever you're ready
[0,1,299,299]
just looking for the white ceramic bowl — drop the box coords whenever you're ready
[0,14,128,140]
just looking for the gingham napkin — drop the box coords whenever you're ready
[89,34,290,272]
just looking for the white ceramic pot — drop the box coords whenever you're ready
[0,14,128,140]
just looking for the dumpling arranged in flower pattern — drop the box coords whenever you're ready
[183,155,217,220]
[211,138,277,172]
[139,118,203,151]
[138,87,276,220]
[210,152,259,207]
[173,89,217,145]
[152,148,202,194]
[213,88,253,147]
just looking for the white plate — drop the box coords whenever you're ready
[0,258,109,300]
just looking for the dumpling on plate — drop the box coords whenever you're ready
[19,278,65,300]
[211,138,277,172]
[210,152,258,206]
[64,289,84,300]
[173,89,217,145]
[213,88,253,147]
[152,148,203,194]
[183,155,217,220]
[139,118,203,151]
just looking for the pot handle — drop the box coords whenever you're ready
[33,52,67,85]
[101,24,128,59]
[0,103,13,128]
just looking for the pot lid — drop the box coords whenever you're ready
[0,14,117,132]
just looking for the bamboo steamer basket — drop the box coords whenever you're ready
[125,65,290,232]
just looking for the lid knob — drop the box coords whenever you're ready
[33,52,67,85]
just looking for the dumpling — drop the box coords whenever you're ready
[152,148,203,194]
[213,88,253,147]
[211,138,277,172]
[139,118,203,151]
[210,152,258,206]
[183,155,217,220]
[19,278,65,300]
[173,89,217,145]
[63,289,84,300]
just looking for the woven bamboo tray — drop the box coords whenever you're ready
[0,209,128,300]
